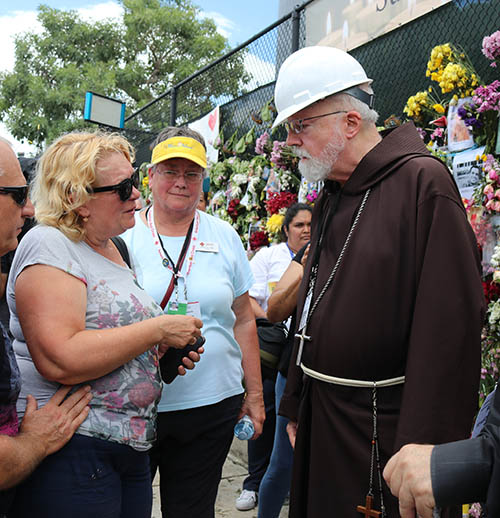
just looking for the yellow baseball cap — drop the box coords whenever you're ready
[151,136,207,168]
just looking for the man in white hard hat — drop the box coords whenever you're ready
[275,46,484,518]
[0,138,92,516]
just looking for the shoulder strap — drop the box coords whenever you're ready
[111,236,131,268]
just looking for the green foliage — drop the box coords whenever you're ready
[0,0,247,148]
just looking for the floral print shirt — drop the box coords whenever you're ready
[7,225,163,451]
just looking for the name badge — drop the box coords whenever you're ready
[167,301,187,315]
[186,301,202,320]
[196,241,219,253]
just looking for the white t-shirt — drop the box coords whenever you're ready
[249,242,293,312]
[122,209,253,412]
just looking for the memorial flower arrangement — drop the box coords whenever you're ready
[207,100,311,250]
[404,42,480,141]
[473,154,500,213]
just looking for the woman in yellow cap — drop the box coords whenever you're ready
[122,126,265,518]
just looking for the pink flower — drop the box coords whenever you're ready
[489,170,499,181]
[482,30,500,66]
[255,132,269,155]
[484,184,494,199]
[495,189,500,199]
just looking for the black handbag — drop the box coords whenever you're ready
[255,317,288,380]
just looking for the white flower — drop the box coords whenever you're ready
[232,173,248,186]
[488,300,500,331]
[491,244,500,269]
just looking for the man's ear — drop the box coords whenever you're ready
[344,110,363,139]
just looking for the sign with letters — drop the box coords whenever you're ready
[305,0,451,51]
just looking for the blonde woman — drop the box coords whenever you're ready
[8,132,202,518]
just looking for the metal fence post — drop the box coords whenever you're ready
[291,6,300,53]
[170,86,177,126]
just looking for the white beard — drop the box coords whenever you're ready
[294,135,345,183]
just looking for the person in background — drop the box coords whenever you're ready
[257,242,309,518]
[122,126,264,518]
[236,203,311,512]
[7,131,202,518]
[0,157,36,333]
[0,137,92,517]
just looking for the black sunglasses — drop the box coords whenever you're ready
[0,185,29,207]
[89,171,140,202]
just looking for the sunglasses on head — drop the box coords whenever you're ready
[0,185,29,207]
[89,171,140,202]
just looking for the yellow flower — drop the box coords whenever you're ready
[433,103,445,114]
[142,176,149,188]
[266,214,285,235]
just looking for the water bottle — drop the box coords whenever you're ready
[234,415,255,440]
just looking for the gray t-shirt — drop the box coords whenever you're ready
[7,225,163,450]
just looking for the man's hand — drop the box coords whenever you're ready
[287,420,298,449]
[20,385,92,456]
[383,444,436,518]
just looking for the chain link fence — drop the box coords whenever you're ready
[124,0,499,164]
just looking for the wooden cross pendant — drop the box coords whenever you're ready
[294,327,311,365]
[356,495,381,518]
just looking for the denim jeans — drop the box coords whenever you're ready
[258,373,293,518]
[9,434,152,518]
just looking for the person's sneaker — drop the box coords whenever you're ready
[235,489,257,511]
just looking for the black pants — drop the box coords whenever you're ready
[149,393,244,518]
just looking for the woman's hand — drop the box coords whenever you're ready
[239,391,265,439]
[301,243,310,267]
[156,314,203,353]
[177,345,205,375]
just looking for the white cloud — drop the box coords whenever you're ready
[0,10,41,73]
[199,10,236,40]
[76,1,123,23]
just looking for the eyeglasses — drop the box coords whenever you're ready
[0,185,29,207]
[155,169,204,184]
[89,171,139,202]
[285,111,347,135]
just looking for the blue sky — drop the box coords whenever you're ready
[0,1,280,48]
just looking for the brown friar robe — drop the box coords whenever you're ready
[279,122,485,518]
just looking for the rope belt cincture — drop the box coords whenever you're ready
[300,363,405,387]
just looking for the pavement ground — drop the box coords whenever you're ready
[152,437,289,518]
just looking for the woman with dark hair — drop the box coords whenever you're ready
[122,126,265,518]
[236,202,312,512]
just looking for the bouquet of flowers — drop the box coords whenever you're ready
[474,154,500,213]
[482,30,500,68]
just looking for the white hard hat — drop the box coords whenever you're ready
[272,46,373,128]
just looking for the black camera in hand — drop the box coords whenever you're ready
[160,336,205,384]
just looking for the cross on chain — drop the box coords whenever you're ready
[356,495,381,518]
[294,326,311,366]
